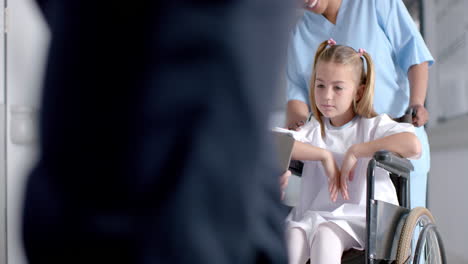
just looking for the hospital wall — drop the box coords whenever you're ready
[427,124,468,264]
[423,0,468,261]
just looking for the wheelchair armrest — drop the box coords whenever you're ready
[373,150,414,177]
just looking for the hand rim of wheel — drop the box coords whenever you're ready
[396,207,436,264]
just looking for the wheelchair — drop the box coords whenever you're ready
[284,109,446,264]
[288,151,446,264]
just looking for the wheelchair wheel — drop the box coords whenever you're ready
[396,207,446,264]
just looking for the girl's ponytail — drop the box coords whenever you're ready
[355,52,377,118]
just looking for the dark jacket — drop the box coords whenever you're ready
[23,1,293,263]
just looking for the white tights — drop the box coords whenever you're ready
[286,222,360,264]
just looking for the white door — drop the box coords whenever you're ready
[5,0,49,263]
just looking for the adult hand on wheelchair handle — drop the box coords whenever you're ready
[411,104,429,127]
[398,105,429,126]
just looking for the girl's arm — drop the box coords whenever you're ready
[340,132,421,200]
[349,132,421,159]
[291,141,341,202]
[291,141,329,161]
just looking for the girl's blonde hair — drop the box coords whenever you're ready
[309,40,378,137]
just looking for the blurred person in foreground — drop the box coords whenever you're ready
[22,1,294,263]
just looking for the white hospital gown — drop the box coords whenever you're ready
[285,114,417,249]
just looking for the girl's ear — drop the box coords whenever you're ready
[356,84,365,102]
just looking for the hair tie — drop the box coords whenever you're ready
[327,38,336,46]
[358,48,366,57]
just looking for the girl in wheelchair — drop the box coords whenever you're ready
[282,39,421,264]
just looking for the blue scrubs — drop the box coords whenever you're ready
[287,0,434,208]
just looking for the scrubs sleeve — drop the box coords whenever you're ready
[376,0,434,74]
[286,36,309,104]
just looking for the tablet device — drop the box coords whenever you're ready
[271,130,295,173]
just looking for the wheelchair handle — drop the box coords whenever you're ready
[396,106,417,124]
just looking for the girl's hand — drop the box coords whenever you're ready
[321,151,340,202]
[341,146,359,200]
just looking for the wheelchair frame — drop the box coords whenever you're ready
[365,150,413,263]
[363,150,446,263]
[291,150,446,264]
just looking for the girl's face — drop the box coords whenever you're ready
[314,61,363,127]
[303,0,329,14]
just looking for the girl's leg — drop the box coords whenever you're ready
[309,222,359,264]
[285,227,309,264]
